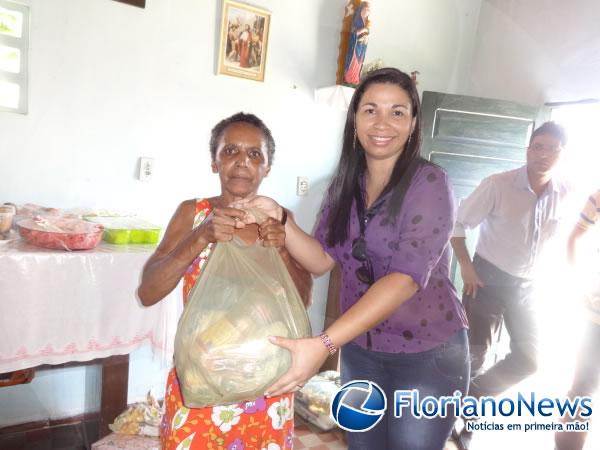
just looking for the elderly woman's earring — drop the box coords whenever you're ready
[353,129,358,152]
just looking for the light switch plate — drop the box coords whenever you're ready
[296,176,309,196]
[138,157,154,182]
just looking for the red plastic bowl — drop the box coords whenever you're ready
[18,218,103,250]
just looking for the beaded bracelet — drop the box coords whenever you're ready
[319,332,337,355]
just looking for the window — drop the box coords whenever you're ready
[550,100,600,193]
[0,0,29,114]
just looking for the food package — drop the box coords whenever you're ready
[295,371,341,431]
[174,210,311,408]
[84,216,161,244]
[109,391,162,437]
[17,216,103,250]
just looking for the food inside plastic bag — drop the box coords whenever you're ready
[174,212,311,408]
[109,391,162,437]
[295,371,341,431]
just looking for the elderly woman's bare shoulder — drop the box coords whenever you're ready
[178,198,199,213]
[165,199,202,234]
[174,198,212,220]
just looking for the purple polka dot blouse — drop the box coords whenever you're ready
[314,163,468,353]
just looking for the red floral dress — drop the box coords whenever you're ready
[161,199,294,450]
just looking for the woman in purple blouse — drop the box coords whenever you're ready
[244,68,469,449]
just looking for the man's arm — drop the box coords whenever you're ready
[566,208,595,299]
[567,225,588,266]
[451,236,484,299]
[569,192,600,266]
[451,176,496,299]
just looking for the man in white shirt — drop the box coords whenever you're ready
[451,121,569,449]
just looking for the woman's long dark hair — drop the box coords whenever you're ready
[325,67,427,247]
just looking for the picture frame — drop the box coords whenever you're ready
[113,0,145,8]
[217,0,271,82]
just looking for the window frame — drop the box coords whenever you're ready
[0,0,29,114]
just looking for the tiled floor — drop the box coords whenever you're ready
[293,414,346,450]
[92,433,159,449]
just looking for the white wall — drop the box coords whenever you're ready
[1,0,344,221]
[464,0,600,105]
[0,0,480,426]
[368,0,482,94]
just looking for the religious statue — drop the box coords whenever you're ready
[336,1,371,87]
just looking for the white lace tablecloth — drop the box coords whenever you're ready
[0,239,181,373]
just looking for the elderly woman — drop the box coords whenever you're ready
[138,112,311,450]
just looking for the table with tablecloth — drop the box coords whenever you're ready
[0,239,181,435]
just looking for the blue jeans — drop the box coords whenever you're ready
[341,329,470,450]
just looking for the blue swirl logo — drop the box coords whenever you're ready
[330,380,387,432]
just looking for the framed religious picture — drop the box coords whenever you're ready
[217,0,271,82]
[113,0,145,7]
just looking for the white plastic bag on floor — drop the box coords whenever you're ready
[295,371,341,431]
[109,391,161,437]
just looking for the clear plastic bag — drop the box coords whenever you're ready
[174,218,311,408]
[109,391,162,437]
[295,371,341,431]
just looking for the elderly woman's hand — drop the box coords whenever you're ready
[194,206,247,243]
[259,217,285,248]
[264,336,330,396]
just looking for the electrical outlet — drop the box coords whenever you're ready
[138,157,154,182]
[296,176,309,196]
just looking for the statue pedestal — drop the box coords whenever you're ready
[314,85,356,110]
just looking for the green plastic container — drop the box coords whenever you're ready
[104,228,131,244]
[84,217,161,245]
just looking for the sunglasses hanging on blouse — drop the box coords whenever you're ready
[352,184,386,349]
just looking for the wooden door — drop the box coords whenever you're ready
[420,91,546,291]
